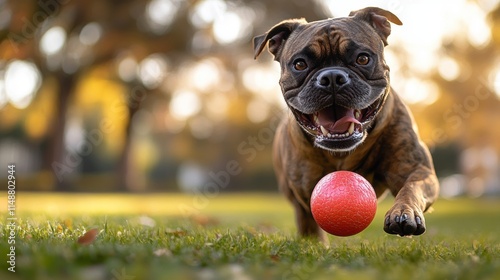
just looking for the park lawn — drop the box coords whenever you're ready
[0,193,499,280]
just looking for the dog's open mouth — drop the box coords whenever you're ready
[291,95,385,146]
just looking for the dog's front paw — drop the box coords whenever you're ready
[384,204,426,236]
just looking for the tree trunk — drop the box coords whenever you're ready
[45,74,77,191]
[116,84,147,191]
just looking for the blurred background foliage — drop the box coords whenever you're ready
[0,0,499,197]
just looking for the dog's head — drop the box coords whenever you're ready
[254,7,402,152]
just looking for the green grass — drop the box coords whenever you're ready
[1,193,499,280]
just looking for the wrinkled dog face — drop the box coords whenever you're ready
[254,8,402,152]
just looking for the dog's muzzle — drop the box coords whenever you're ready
[289,70,388,152]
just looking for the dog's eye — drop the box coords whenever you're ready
[356,54,370,65]
[293,59,308,71]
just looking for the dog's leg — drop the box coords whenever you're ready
[379,103,440,236]
[290,197,325,240]
[277,169,325,241]
[384,167,439,236]
[273,118,327,242]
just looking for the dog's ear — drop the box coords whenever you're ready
[349,7,402,46]
[253,18,307,60]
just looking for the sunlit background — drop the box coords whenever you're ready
[0,0,499,197]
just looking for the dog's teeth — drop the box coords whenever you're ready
[320,125,328,136]
[348,123,355,134]
[327,133,332,137]
[355,110,361,119]
[314,114,319,124]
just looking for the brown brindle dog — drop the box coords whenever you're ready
[253,7,439,239]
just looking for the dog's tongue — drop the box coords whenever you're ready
[317,105,360,133]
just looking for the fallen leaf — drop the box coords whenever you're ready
[77,228,99,245]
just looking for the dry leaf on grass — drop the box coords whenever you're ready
[77,228,99,245]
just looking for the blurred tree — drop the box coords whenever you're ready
[424,4,500,152]
[0,0,331,191]
[1,0,498,192]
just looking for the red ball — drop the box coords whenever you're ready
[310,171,377,236]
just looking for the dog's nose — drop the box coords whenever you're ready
[316,69,350,90]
